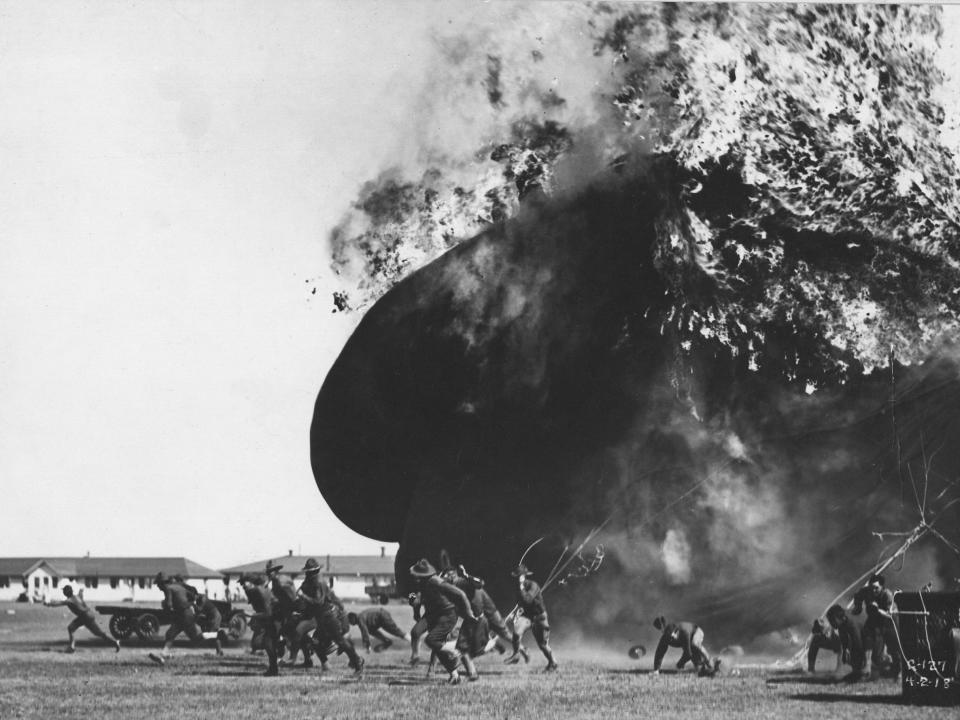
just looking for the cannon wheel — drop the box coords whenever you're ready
[226,611,247,640]
[136,613,160,641]
[108,613,135,640]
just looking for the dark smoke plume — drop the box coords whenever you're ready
[313,4,960,645]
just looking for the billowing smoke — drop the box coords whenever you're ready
[313,3,960,647]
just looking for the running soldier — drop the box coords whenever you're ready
[194,593,225,656]
[409,558,478,684]
[441,566,489,680]
[406,589,435,669]
[264,560,299,661]
[509,564,558,671]
[450,564,513,656]
[149,573,219,665]
[297,558,364,676]
[651,616,720,676]
[240,572,281,676]
[826,604,866,682]
[852,573,900,678]
[44,585,120,653]
[348,608,410,653]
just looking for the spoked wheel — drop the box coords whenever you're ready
[136,613,160,641]
[108,613,135,640]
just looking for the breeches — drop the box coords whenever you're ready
[165,607,202,642]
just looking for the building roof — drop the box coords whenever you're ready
[0,557,223,579]
[220,554,395,577]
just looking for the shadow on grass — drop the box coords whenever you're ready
[766,673,849,686]
[790,692,905,705]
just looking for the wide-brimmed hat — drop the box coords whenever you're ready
[265,560,284,575]
[302,558,322,574]
[409,559,437,578]
[510,564,532,577]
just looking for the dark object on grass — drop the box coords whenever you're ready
[628,644,646,659]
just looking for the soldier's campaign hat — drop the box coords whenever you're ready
[510,563,532,577]
[154,572,168,586]
[239,572,264,585]
[265,560,284,575]
[302,558,322,574]
[409,559,438,578]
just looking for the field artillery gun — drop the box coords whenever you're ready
[95,600,248,642]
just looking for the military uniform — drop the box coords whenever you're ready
[511,564,557,670]
[410,559,476,682]
[298,559,363,674]
[652,620,712,672]
[352,608,407,651]
[163,580,203,643]
[827,604,866,681]
[853,581,899,676]
[807,618,843,672]
[51,588,119,651]
[243,575,280,675]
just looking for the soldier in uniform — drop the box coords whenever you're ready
[826,603,866,682]
[806,617,844,673]
[194,593,226,656]
[148,573,210,665]
[440,566,489,680]
[651,615,719,676]
[347,607,410,653]
[264,560,299,661]
[240,572,281,676]
[44,584,120,653]
[852,573,899,678]
[409,558,478,684]
[509,564,558,671]
[297,558,364,676]
[450,564,516,657]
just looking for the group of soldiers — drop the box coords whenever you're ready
[806,572,901,682]
[47,558,925,686]
[232,556,559,684]
[42,554,559,685]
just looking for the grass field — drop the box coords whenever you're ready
[1,600,956,719]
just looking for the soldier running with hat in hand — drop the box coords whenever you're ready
[509,564,558,671]
[297,558,364,677]
[409,558,479,684]
[44,584,120,653]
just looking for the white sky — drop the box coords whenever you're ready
[0,0,461,568]
[2,2,960,570]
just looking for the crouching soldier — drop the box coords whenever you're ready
[348,607,410,653]
[298,558,364,677]
[44,585,120,653]
[652,616,720,676]
[409,558,478,684]
[807,617,843,673]
[826,604,866,682]
[510,564,558,671]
